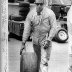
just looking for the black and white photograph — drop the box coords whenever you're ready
[1,0,72,72]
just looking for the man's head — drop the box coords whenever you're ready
[35,0,44,15]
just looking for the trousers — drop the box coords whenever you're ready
[33,39,52,72]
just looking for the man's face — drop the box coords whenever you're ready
[35,3,44,15]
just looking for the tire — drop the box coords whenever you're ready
[19,12,28,17]
[10,15,25,21]
[19,7,30,12]
[55,28,68,43]
[8,0,14,3]
[19,2,30,7]
[20,52,37,72]
[28,0,35,3]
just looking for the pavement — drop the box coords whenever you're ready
[8,37,70,72]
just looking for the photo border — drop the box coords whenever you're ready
[1,0,8,72]
[1,0,71,72]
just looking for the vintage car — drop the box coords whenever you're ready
[53,19,68,43]
[50,3,70,42]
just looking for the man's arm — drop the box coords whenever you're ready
[22,15,31,44]
[47,12,57,41]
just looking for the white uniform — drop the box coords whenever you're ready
[22,6,57,72]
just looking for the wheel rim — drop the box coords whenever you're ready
[58,30,67,41]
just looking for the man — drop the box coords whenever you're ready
[20,0,57,72]
[67,5,72,72]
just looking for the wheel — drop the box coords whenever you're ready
[10,15,25,21]
[28,0,35,3]
[55,28,68,43]
[19,7,30,12]
[19,2,30,7]
[19,7,29,17]
[20,52,37,72]
[19,12,28,17]
[8,0,14,2]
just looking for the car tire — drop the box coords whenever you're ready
[19,7,30,12]
[20,52,37,72]
[10,15,25,21]
[19,2,30,7]
[55,28,68,43]
[19,12,28,17]
[28,0,35,3]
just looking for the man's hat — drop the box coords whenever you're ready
[35,0,44,3]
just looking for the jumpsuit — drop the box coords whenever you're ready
[22,6,57,72]
[67,5,72,72]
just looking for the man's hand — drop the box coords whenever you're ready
[20,42,25,55]
[44,40,51,49]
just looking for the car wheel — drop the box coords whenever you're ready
[10,15,25,21]
[19,7,30,12]
[19,12,28,17]
[28,0,35,3]
[55,28,68,43]
[20,52,37,72]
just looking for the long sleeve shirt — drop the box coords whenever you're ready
[22,6,57,43]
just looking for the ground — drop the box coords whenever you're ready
[8,37,69,72]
